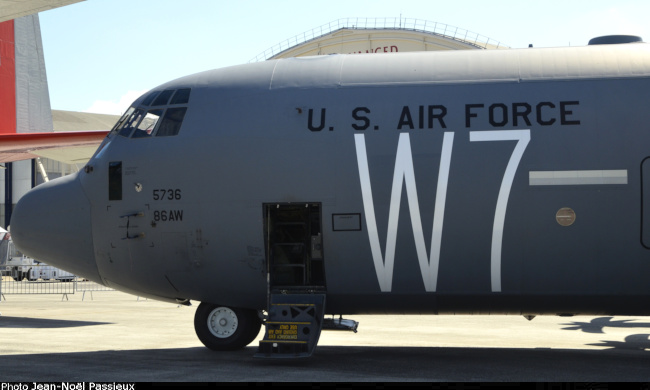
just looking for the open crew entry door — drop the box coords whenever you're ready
[264,203,325,291]
[258,203,327,358]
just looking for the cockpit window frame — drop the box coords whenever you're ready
[141,91,160,106]
[111,88,191,140]
[110,107,135,135]
[170,88,191,105]
[156,107,187,137]
[131,109,164,139]
[151,89,175,106]
[118,108,145,138]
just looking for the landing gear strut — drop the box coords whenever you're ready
[194,302,261,351]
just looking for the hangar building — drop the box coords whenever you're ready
[250,17,508,62]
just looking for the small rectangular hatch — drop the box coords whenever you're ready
[108,161,122,201]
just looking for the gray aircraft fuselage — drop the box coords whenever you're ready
[12,43,650,320]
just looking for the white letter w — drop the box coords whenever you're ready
[354,132,454,292]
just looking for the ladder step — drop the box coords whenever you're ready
[254,293,325,358]
[257,340,309,356]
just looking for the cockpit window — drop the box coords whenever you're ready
[118,108,145,137]
[113,88,190,140]
[152,89,174,106]
[141,91,160,106]
[131,109,163,138]
[170,88,191,105]
[110,107,135,135]
[156,107,187,137]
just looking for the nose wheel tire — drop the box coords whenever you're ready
[194,302,261,351]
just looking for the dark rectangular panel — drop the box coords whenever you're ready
[642,158,650,248]
[332,213,361,231]
[108,161,122,201]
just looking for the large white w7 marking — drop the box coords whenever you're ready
[355,130,530,293]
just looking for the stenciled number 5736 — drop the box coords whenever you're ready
[152,189,182,201]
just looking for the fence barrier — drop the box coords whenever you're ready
[1,265,114,301]
[76,279,114,300]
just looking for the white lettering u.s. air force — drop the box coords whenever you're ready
[355,130,531,293]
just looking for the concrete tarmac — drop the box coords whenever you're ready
[0,289,649,382]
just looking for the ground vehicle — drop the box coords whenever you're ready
[1,228,74,282]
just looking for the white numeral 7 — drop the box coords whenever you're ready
[470,130,531,292]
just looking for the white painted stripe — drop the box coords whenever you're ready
[529,170,628,186]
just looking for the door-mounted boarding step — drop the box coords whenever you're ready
[254,293,325,358]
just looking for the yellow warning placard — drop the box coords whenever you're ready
[266,324,299,340]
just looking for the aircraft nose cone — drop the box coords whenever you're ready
[11,173,100,282]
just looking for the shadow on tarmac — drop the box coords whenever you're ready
[1,345,649,382]
[588,334,650,351]
[0,316,112,328]
[561,316,650,334]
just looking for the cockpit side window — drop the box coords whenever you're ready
[156,107,187,137]
[152,89,174,106]
[132,109,163,138]
[118,108,145,137]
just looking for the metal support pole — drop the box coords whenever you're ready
[4,162,12,227]
[31,159,36,187]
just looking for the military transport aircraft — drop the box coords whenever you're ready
[9,36,650,358]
